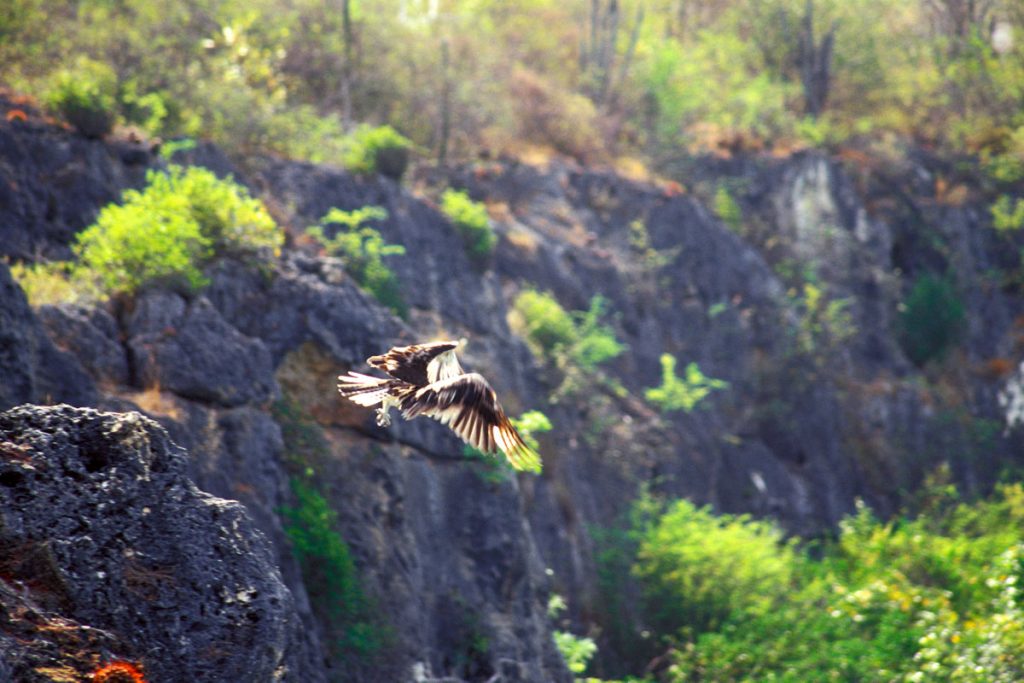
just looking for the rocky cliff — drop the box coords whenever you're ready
[1,97,1021,681]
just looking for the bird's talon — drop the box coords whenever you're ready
[375,409,391,427]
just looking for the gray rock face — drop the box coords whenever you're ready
[126,293,277,406]
[0,106,151,262]
[0,263,96,410]
[0,404,309,682]
[37,303,131,387]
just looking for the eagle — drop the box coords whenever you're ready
[338,341,542,472]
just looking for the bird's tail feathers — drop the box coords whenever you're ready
[338,371,392,407]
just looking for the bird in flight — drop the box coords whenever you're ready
[338,341,542,472]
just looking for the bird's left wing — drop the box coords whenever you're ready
[401,373,541,473]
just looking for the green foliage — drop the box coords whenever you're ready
[75,178,212,296]
[571,296,627,372]
[992,195,1024,233]
[788,281,857,358]
[5,0,1024,166]
[73,165,281,297]
[511,410,553,454]
[627,219,675,273]
[713,186,744,234]
[899,273,966,366]
[440,189,497,259]
[635,499,797,636]
[510,289,577,356]
[307,206,407,317]
[510,290,625,402]
[8,261,90,307]
[342,124,412,177]
[281,478,385,658]
[980,127,1024,184]
[554,630,598,675]
[644,354,728,413]
[44,56,118,138]
[608,482,1024,683]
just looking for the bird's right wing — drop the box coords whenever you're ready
[401,373,542,473]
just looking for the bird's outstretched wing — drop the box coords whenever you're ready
[401,373,542,472]
[367,341,459,386]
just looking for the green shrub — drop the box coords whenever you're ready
[44,57,118,138]
[342,124,412,179]
[634,499,798,636]
[282,478,385,658]
[898,273,965,366]
[510,290,625,375]
[553,630,597,675]
[73,165,281,297]
[440,189,497,259]
[572,296,627,372]
[992,195,1024,233]
[509,289,576,355]
[616,483,1024,683]
[307,206,407,318]
[644,354,728,413]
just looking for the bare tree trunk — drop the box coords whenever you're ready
[798,0,836,118]
[340,0,354,126]
[596,0,620,102]
[438,38,451,167]
[609,4,644,108]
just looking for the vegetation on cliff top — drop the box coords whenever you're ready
[3,1,1022,169]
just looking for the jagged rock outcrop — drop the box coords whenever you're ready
[0,404,311,682]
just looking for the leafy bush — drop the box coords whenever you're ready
[992,195,1024,233]
[342,124,412,179]
[509,289,576,355]
[440,189,497,259]
[899,273,965,366]
[510,290,625,374]
[282,478,385,658]
[635,499,798,636]
[644,354,728,413]
[44,57,118,138]
[572,296,627,372]
[553,630,598,675]
[605,482,1024,683]
[73,165,281,297]
[307,206,407,318]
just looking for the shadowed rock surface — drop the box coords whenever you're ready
[0,404,313,682]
